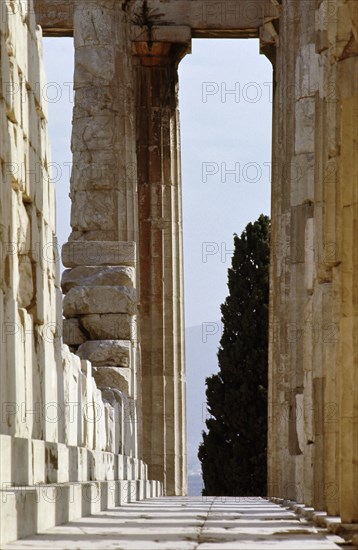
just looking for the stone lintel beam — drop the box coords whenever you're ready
[33,0,74,37]
[131,0,273,37]
[34,0,279,38]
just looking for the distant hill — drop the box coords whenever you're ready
[185,323,221,495]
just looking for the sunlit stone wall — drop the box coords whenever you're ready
[0,2,160,545]
[268,0,357,524]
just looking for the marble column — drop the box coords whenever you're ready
[267,0,358,523]
[61,0,141,458]
[134,40,189,495]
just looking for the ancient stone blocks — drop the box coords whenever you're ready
[62,241,136,267]
[77,340,131,368]
[63,286,137,316]
[62,266,135,291]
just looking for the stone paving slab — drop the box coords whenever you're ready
[3,497,345,549]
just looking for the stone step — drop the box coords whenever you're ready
[0,435,148,485]
[0,480,163,547]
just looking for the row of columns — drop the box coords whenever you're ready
[60,0,357,514]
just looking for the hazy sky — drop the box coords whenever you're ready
[43,37,272,488]
[179,39,272,327]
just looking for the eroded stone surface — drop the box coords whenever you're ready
[63,286,137,316]
[81,313,136,341]
[62,241,136,267]
[77,340,131,367]
[63,318,87,346]
[93,366,130,394]
[61,266,135,292]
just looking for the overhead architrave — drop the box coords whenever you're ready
[33,0,74,36]
[33,0,278,39]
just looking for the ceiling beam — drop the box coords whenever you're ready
[33,0,74,37]
[34,0,275,39]
[131,0,267,38]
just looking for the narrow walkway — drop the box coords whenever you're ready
[5,497,346,549]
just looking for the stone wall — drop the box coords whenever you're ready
[268,0,358,524]
[0,2,161,545]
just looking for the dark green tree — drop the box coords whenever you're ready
[198,214,270,496]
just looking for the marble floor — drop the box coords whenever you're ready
[3,496,349,549]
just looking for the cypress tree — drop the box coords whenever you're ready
[198,214,270,496]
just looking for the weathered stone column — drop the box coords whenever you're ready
[133,34,190,495]
[61,0,141,458]
[328,0,358,523]
[267,0,358,523]
[267,0,319,505]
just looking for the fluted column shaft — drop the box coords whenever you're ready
[134,42,188,495]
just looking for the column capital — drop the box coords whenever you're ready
[260,2,281,65]
[132,25,191,66]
